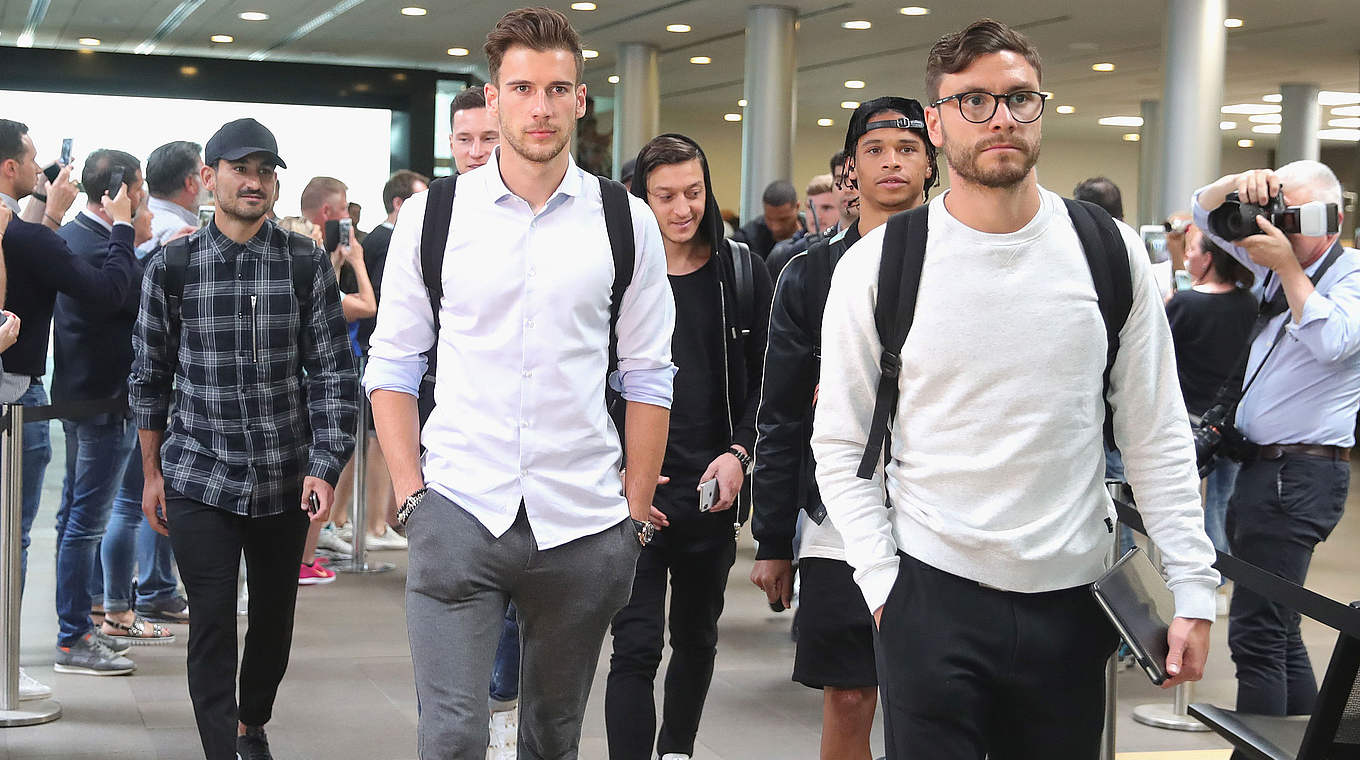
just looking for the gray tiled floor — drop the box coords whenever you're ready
[3,428,1358,758]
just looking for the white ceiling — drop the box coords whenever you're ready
[2,0,1359,144]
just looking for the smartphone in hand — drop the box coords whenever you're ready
[698,478,719,512]
[60,138,73,166]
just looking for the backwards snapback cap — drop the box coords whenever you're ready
[843,96,938,197]
[204,118,287,169]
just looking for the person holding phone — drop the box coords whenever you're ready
[129,118,356,760]
[603,133,771,760]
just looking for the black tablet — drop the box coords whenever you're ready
[1091,546,1173,685]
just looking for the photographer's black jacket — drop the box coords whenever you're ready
[750,223,860,560]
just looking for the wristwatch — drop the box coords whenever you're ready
[631,518,656,547]
[727,446,753,473]
[396,487,428,526]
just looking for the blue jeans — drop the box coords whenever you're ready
[1104,446,1137,556]
[18,382,52,593]
[490,602,520,703]
[54,416,137,645]
[92,438,180,612]
[1202,455,1238,555]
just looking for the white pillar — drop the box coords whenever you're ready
[612,43,659,181]
[1278,83,1320,165]
[740,5,797,223]
[1138,99,1163,225]
[1158,0,1226,219]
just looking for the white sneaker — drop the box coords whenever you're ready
[334,521,354,542]
[364,529,408,551]
[660,754,692,760]
[18,668,52,701]
[487,704,517,760]
[316,524,353,556]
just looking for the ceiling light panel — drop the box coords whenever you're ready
[689,55,710,64]
[1251,124,1281,134]
[571,2,597,9]
[1219,121,1237,130]
[1091,62,1115,72]
[1221,104,1280,115]
[818,118,834,126]
[1097,116,1143,127]
[1237,139,1255,148]
[724,113,742,122]
[899,6,930,15]
[239,11,269,21]
[400,6,427,15]
[842,20,872,30]
[666,24,691,33]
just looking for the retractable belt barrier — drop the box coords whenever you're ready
[1111,497,1360,640]
[0,396,127,426]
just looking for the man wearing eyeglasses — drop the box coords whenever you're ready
[811,19,1219,758]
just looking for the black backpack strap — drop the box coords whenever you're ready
[1063,198,1132,451]
[284,231,316,306]
[599,177,635,374]
[162,237,190,328]
[727,239,754,338]
[857,205,929,480]
[421,175,458,338]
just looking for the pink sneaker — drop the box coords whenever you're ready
[298,561,336,585]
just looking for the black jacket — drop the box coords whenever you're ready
[629,133,773,517]
[750,222,860,560]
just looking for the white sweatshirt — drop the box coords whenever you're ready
[811,188,1219,621]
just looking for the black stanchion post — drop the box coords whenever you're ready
[335,358,392,575]
[1101,480,1124,760]
[0,405,61,726]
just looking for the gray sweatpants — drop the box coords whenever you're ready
[405,490,640,759]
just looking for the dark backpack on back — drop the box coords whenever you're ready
[163,230,316,336]
[855,198,1132,480]
[414,173,636,425]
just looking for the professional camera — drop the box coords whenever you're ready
[1193,402,1246,477]
[1206,190,1339,240]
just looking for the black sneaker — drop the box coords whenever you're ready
[136,595,190,624]
[237,726,273,760]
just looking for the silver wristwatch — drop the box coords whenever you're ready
[631,518,656,547]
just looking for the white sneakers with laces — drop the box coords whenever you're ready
[487,703,517,760]
[18,668,52,700]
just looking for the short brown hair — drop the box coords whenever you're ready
[484,7,583,85]
[450,88,487,127]
[925,19,1042,102]
[806,174,833,197]
[300,176,347,215]
[383,169,430,214]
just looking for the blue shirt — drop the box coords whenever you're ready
[1193,191,1360,446]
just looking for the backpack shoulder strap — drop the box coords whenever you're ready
[421,175,458,333]
[727,239,754,338]
[162,237,190,327]
[857,205,929,480]
[284,231,316,306]
[599,176,635,371]
[1063,198,1133,451]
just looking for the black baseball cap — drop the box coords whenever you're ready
[204,118,287,169]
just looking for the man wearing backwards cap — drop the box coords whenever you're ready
[130,117,357,760]
[751,96,935,760]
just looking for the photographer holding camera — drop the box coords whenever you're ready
[1193,159,1360,718]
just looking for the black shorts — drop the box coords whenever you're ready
[792,557,877,690]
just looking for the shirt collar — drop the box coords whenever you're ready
[148,195,200,227]
[0,192,20,213]
[482,145,585,207]
[77,209,113,233]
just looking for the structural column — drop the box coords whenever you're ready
[1158,0,1226,219]
[612,43,660,181]
[740,5,797,223]
[1138,99,1163,226]
[1278,83,1320,165]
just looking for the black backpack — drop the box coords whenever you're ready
[163,229,316,336]
[414,173,635,424]
[855,198,1132,480]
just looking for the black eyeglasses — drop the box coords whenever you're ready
[930,90,1046,124]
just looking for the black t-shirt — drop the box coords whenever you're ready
[654,259,731,543]
[1165,287,1258,416]
[356,222,393,354]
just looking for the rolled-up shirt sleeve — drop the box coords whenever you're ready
[610,194,677,408]
[363,190,434,399]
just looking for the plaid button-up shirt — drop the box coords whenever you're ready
[130,220,357,517]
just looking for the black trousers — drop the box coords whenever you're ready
[1226,452,1348,717]
[604,534,736,760]
[167,494,310,760]
[876,552,1118,760]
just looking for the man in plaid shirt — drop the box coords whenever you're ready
[129,118,356,760]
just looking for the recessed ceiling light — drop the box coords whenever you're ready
[1251,124,1281,134]
[1097,116,1143,127]
[570,1,597,9]
[1221,103,1280,115]
[211,34,234,43]
[1237,139,1254,148]
[689,55,711,64]
[738,99,747,107]
[1055,105,1075,114]
[1223,18,1243,28]
[899,6,930,15]
[78,37,101,46]
[841,100,860,109]
[180,65,198,76]
[447,47,469,56]
[239,11,269,21]
[1262,93,1282,103]
[1329,117,1360,128]
[1318,91,1360,106]
[842,20,872,30]
[393,72,407,81]
[817,118,835,126]
[1319,128,1360,141]
[1219,121,1237,130]
[666,24,691,33]
[1091,62,1115,72]
[844,80,865,89]
[354,83,371,92]
[724,113,742,122]
[1122,133,1141,142]
[400,7,427,16]
[608,74,620,84]
[583,49,599,59]
[1248,114,1282,124]
[1332,105,1360,116]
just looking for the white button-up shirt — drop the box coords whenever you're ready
[364,148,676,549]
[138,196,202,256]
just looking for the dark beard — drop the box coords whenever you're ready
[942,128,1040,189]
[216,192,268,222]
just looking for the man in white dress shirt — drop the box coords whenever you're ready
[139,140,205,255]
[363,8,676,759]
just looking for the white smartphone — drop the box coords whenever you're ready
[698,478,719,512]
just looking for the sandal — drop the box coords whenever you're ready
[102,615,176,646]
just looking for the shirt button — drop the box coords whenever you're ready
[520,420,530,429]
[527,268,536,278]
[522,370,532,378]
[524,319,535,329]
[519,470,527,478]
